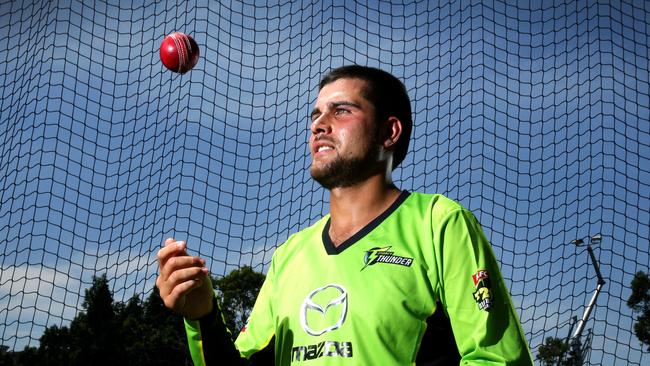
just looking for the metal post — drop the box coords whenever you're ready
[572,236,606,340]
[572,281,604,339]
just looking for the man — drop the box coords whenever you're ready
[157,65,533,365]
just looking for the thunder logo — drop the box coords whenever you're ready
[362,246,413,271]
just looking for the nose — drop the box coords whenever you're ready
[310,113,331,136]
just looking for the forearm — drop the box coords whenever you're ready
[184,297,248,366]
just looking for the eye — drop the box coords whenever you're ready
[334,107,350,115]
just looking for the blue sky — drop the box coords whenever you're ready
[0,0,648,364]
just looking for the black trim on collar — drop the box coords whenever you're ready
[322,190,411,255]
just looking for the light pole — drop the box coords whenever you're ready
[571,233,606,340]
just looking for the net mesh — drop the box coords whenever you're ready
[1,0,648,364]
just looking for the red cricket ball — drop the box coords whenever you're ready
[160,32,199,74]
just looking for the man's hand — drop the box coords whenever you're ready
[156,238,214,320]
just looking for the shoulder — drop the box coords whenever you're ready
[406,192,468,220]
[271,215,329,261]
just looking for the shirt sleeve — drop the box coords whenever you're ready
[184,259,277,366]
[432,207,534,365]
[184,296,245,366]
[233,258,276,358]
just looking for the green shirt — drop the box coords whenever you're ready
[185,191,533,365]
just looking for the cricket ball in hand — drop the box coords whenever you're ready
[160,32,199,74]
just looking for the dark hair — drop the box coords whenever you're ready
[319,65,412,170]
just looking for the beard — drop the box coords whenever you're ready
[310,144,384,190]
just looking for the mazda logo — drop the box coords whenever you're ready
[299,284,348,336]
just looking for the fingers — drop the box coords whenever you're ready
[157,239,206,280]
[157,262,208,313]
[164,275,204,309]
[162,264,207,295]
[163,256,208,283]
[155,238,214,317]
[157,238,188,268]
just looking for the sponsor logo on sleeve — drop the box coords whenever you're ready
[472,269,493,311]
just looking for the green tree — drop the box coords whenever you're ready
[15,346,38,366]
[214,266,266,334]
[0,345,14,366]
[38,325,71,365]
[7,274,194,366]
[537,337,569,366]
[141,286,192,365]
[74,274,119,365]
[114,295,149,365]
[33,274,116,366]
[627,271,650,350]
[66,312,89,365]
[11,266,267,366]
[537,336,585,366]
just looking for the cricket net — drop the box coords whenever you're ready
[0,1,648,364]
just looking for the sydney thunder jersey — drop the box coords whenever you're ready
[185,191,533,365]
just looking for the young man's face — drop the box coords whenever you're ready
[309,78,384,189]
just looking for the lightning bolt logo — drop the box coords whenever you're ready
[362,246,393,271]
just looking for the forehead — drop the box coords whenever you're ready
[315,78,369,106]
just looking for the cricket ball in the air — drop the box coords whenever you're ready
[160,32,199,74]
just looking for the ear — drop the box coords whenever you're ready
[382,116,403,150]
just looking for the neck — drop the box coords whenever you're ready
[327,174,401,247]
